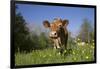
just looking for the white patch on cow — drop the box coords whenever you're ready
[49,31,57,37]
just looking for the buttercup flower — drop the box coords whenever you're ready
[73,57,76,61]
[64,50,67,53]
[43,55,46,58]
[49,54,52,57]
[85,56,89,59]
[78,38,80,41]
[82,50,84,53]
[91,46,94,49]
[81,42,85,46]
[73,51,75,55]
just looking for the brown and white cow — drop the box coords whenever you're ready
[43,18,69,54]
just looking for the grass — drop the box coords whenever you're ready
[15,41,95,66]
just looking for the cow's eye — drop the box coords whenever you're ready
[58,24,63,28]
[59,25,61,26]
[58,25,61,27]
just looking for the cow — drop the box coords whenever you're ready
[43,18,69,54]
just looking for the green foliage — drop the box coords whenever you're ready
[29,32,52,50]
[38,32,50,49]
[14,12,30,52]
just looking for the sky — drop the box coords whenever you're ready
[16,4,95,37]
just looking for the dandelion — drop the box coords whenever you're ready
[78,43,80,46]
[73,51,75,55]
[57,52,61,55]
[77,42,84,46]
[91,46,94,49]
[64,50,67,53]
[93,43,94,45]
[86,43,88,45]
[81,42,85,46]
[43,55,46,58]
[90,50,92,53]
[85,56,89,59]
[74,40,77,43]
[49,54,52,57]
[78,38,80,41]
[82,50,84,53]
[73,57,77,61]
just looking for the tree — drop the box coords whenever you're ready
[14,6,31,52]
[77,19,94,43]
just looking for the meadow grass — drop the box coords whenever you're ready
[15,42,95,66]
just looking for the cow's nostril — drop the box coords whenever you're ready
[54,33,56,35]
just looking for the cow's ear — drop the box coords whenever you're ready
[62,19,69,26]
[43,20,50,28]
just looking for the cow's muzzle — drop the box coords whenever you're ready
[49,31,58,38]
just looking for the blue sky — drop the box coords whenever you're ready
[16,4,95,37]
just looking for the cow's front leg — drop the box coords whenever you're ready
[53,43,57,49]
[56,38,65,55]
[55,39,60,49]
[58,37,61,46]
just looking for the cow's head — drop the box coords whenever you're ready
[43,18,69,39]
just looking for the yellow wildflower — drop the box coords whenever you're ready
[78,43,80,46]
[43,55,46,58]
[82,50,84,53]
[85,56,89,59]
[81,42,85,46]
[73,51,75,55]
[74,40,77,43]
[93,43,94,45]
[73,58,76,61]
[91,46,94,49]
[64,50,67,53]
[78,38,80,41]
[49,54,52,57]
